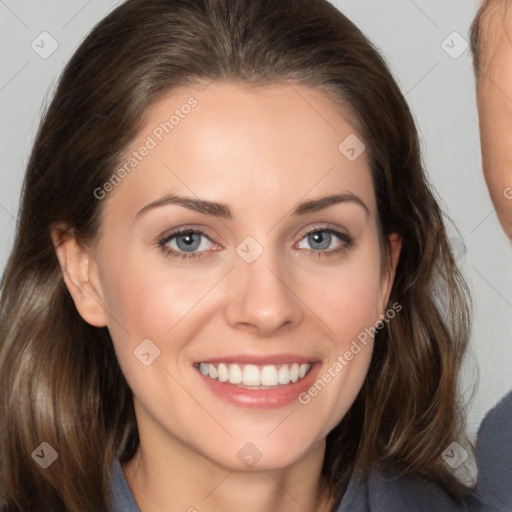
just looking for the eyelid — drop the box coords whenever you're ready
[297,222,349,238]
[158,225,213,245]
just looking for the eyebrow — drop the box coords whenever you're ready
[135,192,370,219]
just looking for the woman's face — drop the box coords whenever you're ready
[70,82,400,471]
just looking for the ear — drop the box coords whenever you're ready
[51,223,108,327]
[379,232,402,314]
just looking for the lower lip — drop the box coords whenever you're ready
[196,363,321,409]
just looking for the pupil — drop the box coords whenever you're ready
[309,231,331,250]
[177,233,200,251]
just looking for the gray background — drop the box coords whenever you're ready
[1,0,510,439]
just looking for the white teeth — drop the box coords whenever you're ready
[228,364,243,384]
[218,363,229,382]
[290,363,299,383]
[208,364,218,379]
[278,365,290,385]
[260,365,279,386]
[243,364,260,386]
[198,362,312,387]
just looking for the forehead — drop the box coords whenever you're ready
[101,81,376,222]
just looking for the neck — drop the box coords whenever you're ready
[123,424,335,512]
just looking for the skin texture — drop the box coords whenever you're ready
[475,0,512,240]
[52,82,401,512]
[474,4,512,510]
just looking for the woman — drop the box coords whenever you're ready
[0,0,480,510]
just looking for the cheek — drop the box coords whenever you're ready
[301,249,384,342]
[313,270,380,319]
[313,263,381,372]
[96,248,209,360]
[299,244,383,396]
[296,261,383,436]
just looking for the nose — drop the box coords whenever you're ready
[224,249,304,337]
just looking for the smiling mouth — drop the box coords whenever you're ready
[195,362,312,389]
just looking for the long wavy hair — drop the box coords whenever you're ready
[0,0,473,510]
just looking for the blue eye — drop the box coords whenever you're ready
[171,232,202,252]
[157,226,353,261]
[158,228,214,260]
[296,228,353,256]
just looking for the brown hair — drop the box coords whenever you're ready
[0,0,473,509]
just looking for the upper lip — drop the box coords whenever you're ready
[194,354,319,365]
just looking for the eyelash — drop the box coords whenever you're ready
[157,226,354,261]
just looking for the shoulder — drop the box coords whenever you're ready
[478,390,512,440]
[475,390,512,512]
[335,469,482,512]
